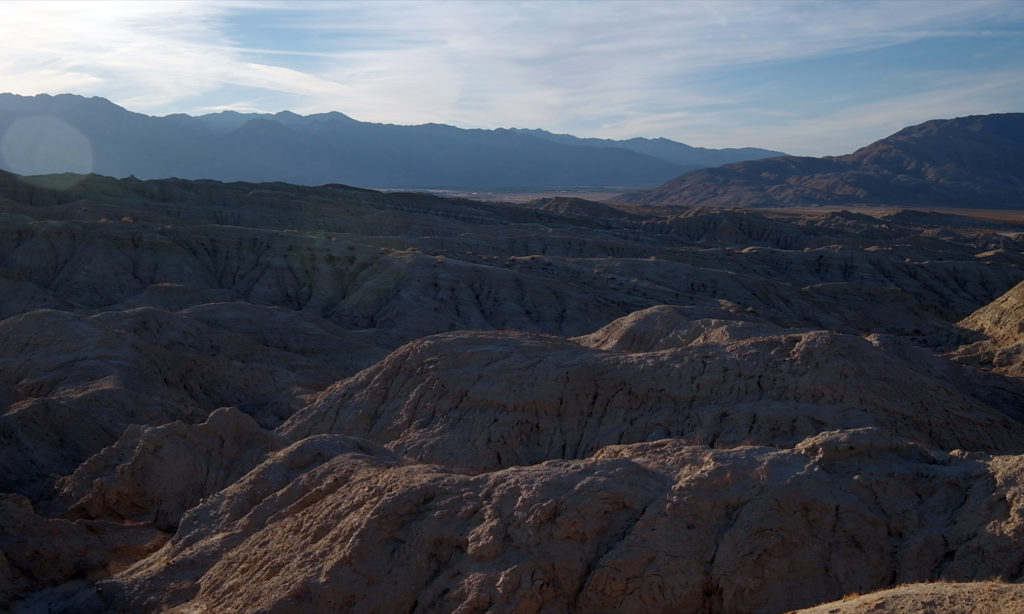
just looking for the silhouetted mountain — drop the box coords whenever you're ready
[617,113,1024,209]
[0,93,780,189]
[511,128,785,166]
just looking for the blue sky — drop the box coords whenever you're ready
[1,0,1022,156]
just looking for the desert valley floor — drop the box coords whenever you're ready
[4,170,1024,612]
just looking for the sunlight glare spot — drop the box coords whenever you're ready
[0,115,94,184]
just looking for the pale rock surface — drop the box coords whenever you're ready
[101,435,401,612]
[789,581,1024,614]
[282,327,1024,470]
[952,279,1024,376]
[95,429,1024,614]
[572,302,782,352]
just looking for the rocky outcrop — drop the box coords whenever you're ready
[54,407,284,531]
[92,430,1024,614]
[282,326,1024,471]
[951,280,1024,376]
[791,582,1024,614]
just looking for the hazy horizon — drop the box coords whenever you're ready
[2,0,1023,156]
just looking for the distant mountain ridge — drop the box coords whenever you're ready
[0,93,782,189]
[510,128,784,167]
[616,113,1024,209]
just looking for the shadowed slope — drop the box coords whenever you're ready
[616,114,1024,208]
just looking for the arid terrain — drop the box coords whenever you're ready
[2,114,1024,613]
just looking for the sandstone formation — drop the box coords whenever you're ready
[951,279,1024,376]
[2,169,1024,612]
[95,430,1024,614]
[282,327,1024,471]
[791,582,1024,614]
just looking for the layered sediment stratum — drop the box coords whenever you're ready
[2,153,1024,613]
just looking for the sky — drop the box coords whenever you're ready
[1,0,1022,156]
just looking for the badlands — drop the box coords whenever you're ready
[2,162,1024,613]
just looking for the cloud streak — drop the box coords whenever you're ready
[1,0,1021,154]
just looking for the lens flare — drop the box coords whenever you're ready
[0,115,94,188]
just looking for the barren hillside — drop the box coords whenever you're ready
[2,169,1024,612]
[617,113,1024,209]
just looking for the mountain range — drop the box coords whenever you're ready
[617,113,1024,209]
[0,93,783,189]
[510,127,786,167]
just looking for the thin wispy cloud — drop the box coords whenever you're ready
[1,0,1021,155]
